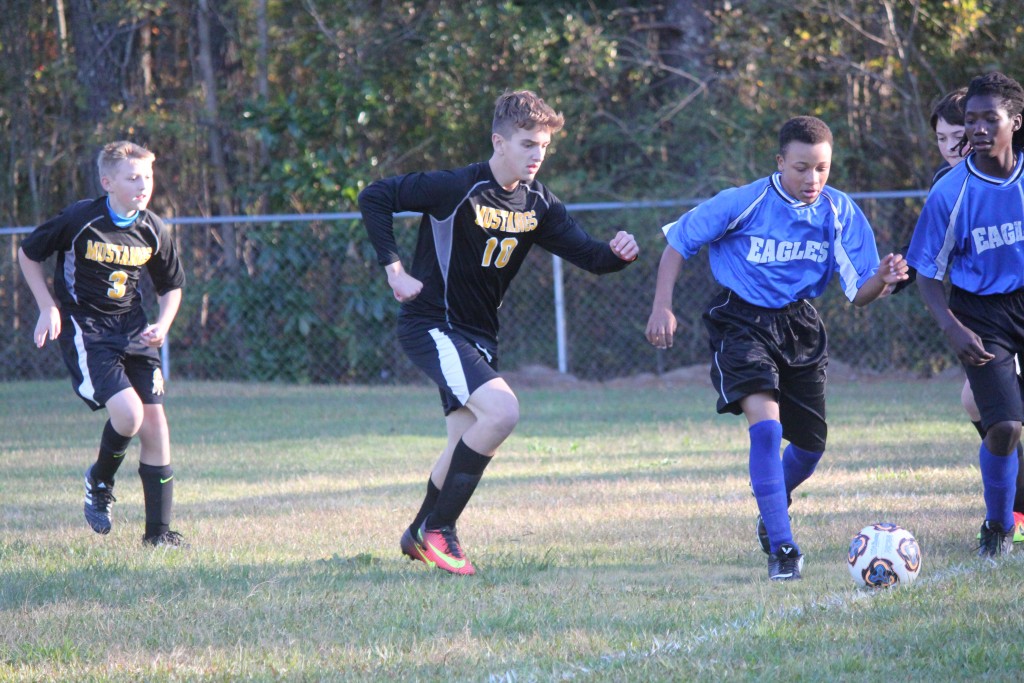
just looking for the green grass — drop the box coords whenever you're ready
[1,378,1023,681]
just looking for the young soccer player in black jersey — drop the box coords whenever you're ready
[19,141,187,547]
[359,90,639,575]
[908,72,1024,557]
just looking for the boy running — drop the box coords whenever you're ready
[646,116,907,580]
[908,72,1024,558]
[18,141,186,547]
[359,90,639,575]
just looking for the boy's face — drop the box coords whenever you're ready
[935,117,966,167]
[492,125,552,188]
[100,158,154,215]
[776,141,832,204]
[964,94,1022,159]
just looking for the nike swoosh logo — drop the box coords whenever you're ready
[160,476,173,484]
[113,453,126,459]
[425,540,466,569]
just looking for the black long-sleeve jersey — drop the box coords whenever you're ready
[21,197,185,317]
[359,161,629,340]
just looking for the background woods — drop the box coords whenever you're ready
[3,1,1023,382]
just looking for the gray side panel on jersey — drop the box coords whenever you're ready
[65,217,103,306]
[430,181,488,320]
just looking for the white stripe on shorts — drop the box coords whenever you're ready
[71,317,97,404]
[429,327,470,405]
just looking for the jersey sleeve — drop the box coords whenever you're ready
[20,202,86,262]
[146,215,186,295]
[358,168,470,266]
[906,190,954,281]
[534,194,628,274]
[662,186,745,259]
[832,195,881,301]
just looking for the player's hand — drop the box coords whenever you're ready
[388,271,423,303]
[33,306,61,348]
[610,231,639,262]
[646,307,677,349]
[944,320,994,366]
[140,323,168,347]
[879,253,909,284]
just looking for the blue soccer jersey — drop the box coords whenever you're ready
[907,152,1024,295]
[662,173,881,308]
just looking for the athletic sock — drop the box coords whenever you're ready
[426,439,491,529]
[782,443,823,500]
[409,478,441,536]
[1016,442,1024,515]
[979,442,1017,530]
[139,464,174,539]
[90,420,133,482]
[748,420,795,554]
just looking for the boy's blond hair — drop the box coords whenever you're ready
[492,90,565,138]
[97,141,155,179]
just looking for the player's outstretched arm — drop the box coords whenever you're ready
[917,276,994,366]
[17,247,60,348]
[141,288,183,348]
[852,253,909,307]
[645,245,683,349]
[609,231,639,262]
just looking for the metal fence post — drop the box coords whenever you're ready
[552,254,567,373]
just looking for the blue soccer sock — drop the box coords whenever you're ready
[979,442,1018,530]
[748,420,795,554]
[782,443,823,501]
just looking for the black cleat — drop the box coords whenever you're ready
[768,543,804,581]
[142,530,189,548]
[83,467,116,534]
[978,520,1014,559]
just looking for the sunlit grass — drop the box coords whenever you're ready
[1,378,1023,681]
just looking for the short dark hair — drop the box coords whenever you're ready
[492,90,565,138]
[778,116,833,155]
[929,87,967,130]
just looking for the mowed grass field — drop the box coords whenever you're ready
[2,376,1024,682]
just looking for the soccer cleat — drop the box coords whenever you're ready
[978,520,1014,558]
[83,467,116,534]
[417,522,476,576]
[142,530,188,548]
[1014,512,1024,543]
[400,527,432,566]
[756,515,770,555]
[768,543,804,581]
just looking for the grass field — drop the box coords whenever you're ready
[2,377,1024,681]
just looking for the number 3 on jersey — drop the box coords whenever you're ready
[107,270,128,298]
[481,237,518,268]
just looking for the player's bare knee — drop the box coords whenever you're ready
[985,421,1022,455]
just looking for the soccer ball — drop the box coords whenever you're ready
[847,523,922,588]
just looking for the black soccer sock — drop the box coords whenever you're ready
[427,439,491,529]
[90,420,133,482]
[139,463,174,539]
[409,478,441,536]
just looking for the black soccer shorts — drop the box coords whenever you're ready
[58,307,166,411]
[702,290,828,452]
[397,317,501,416]
[950,286,1024,429]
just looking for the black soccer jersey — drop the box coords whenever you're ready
[21,197,185,316]
[359,161,627,339]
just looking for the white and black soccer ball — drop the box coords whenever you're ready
[847,522,922,588]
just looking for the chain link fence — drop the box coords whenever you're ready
[1,194,956,385]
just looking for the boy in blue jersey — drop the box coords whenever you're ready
[359,90,639,575]
[907,72,1024,558]
[18,141,186,547]
[646,116,908,580]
